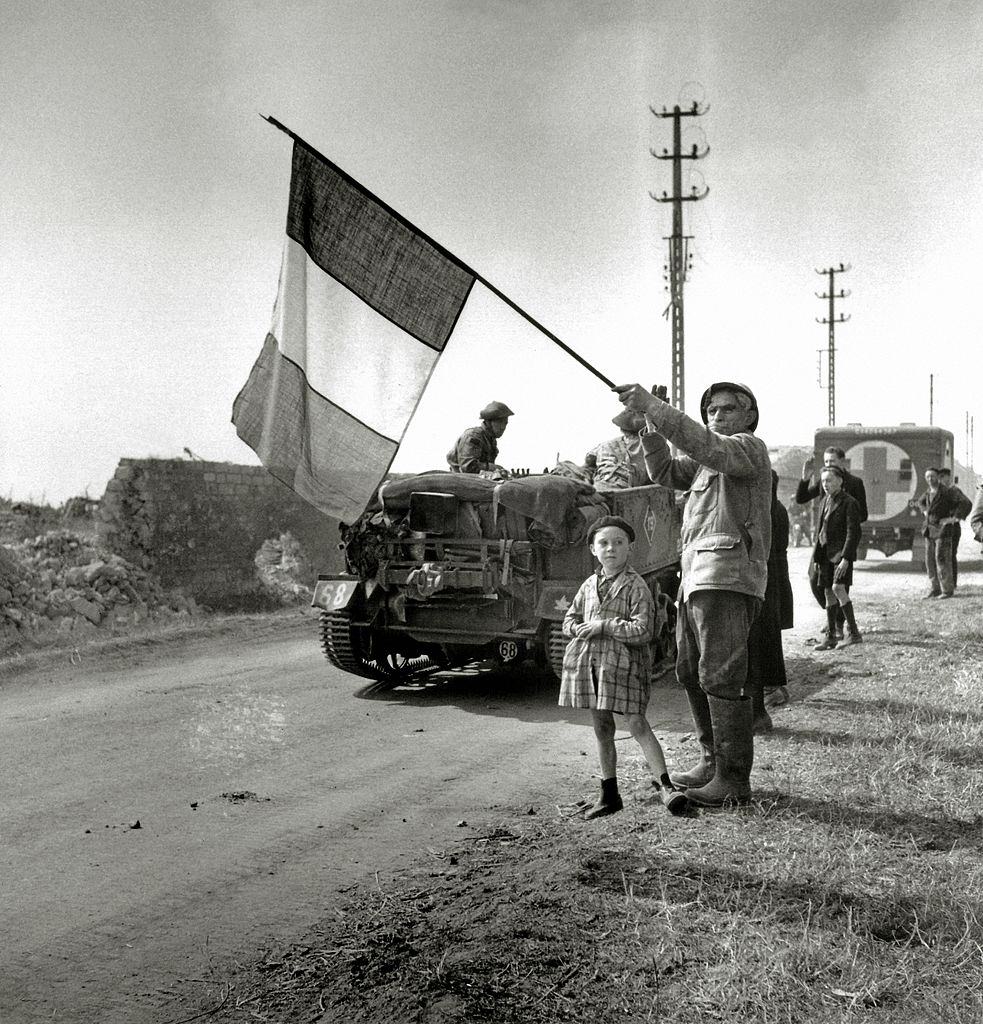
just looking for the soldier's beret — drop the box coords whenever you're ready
[480,401,514,420]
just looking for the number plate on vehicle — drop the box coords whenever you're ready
[312,578,360,610]
[498,640,520,662]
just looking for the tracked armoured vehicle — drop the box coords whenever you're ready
[312,471,682,686]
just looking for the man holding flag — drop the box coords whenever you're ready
[615,381,772,808]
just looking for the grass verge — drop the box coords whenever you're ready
[177,585,983,1023]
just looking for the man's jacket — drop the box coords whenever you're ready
[589,434,649,490]
[640,403,773,601]
[447,424,498,474]
[916,483,973,539]
[813,491,862,564]
[970,485,983,543]
[796,470,868,523]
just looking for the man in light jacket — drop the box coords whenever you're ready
[971,483,983,550]
[615,381,772,807]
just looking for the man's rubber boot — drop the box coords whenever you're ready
[669,686,715,789]
[584,777,623,820]
[684,696,754,807]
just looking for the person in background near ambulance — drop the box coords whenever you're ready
[588,408,649,491]
[809,465,863,650]
[796,446,868,641]
[912,467,972,599]
[970,481,983,551]
[937,468,968,586]
[446,401,514,477]
[614,380,772,808]
[748,470,794,728]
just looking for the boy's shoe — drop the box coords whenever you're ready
[839,631,863,647]
[584,794,623,819]
[813,637,838,651]
[937,593,953,600]
[660,786,690,816]
[922,590,941,599]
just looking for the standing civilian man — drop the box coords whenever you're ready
[615,381,772,807]
[937,468,968,585]
[914,467,972,598]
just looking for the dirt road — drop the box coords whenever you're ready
[3,541,980,1024]
[0,613,691,1023]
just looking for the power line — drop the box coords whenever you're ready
[650,100,709,413]
[815,262,851,426]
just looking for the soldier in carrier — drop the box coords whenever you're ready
[446,401,514,476]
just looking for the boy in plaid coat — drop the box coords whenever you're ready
[559,516,687,818]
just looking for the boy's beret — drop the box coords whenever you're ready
[587,515,635,545]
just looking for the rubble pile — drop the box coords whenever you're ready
[253,532,313,606]
[0,529,200,651]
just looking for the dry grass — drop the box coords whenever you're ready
[174,583,983,1024]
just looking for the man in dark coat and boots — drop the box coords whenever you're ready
[938,468,969,586]
[446,401,514,476]
[747,470,794,731]
[796,446,868,640]
[615,380,772,808]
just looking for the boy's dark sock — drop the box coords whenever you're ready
[841,601,859,634]
[585,776,622,819]
[826,604,839,635]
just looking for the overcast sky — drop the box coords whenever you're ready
[3,0,981,504]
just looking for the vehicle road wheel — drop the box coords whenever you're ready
[320,610,441,687]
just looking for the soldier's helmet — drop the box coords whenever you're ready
[699,382,759,432]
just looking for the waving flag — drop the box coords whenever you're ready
[234,118,611,522]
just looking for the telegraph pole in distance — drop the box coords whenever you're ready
[929,374,934,426]
[650,100,709,412]
[815,262,850,426]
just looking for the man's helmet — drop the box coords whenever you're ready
[699,382,759,433]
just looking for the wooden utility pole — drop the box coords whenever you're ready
[650,100,709,412]
[929,374,934,426]
[815,263,850,426]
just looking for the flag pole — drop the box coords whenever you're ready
[261,115,617,391]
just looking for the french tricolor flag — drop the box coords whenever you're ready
[234,119,610,522]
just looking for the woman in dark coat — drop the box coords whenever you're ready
[747,471,794,731]
[810,465,862,651]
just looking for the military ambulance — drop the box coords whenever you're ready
[812,424,955,561]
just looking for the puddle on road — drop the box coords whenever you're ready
[188,688,286,769]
